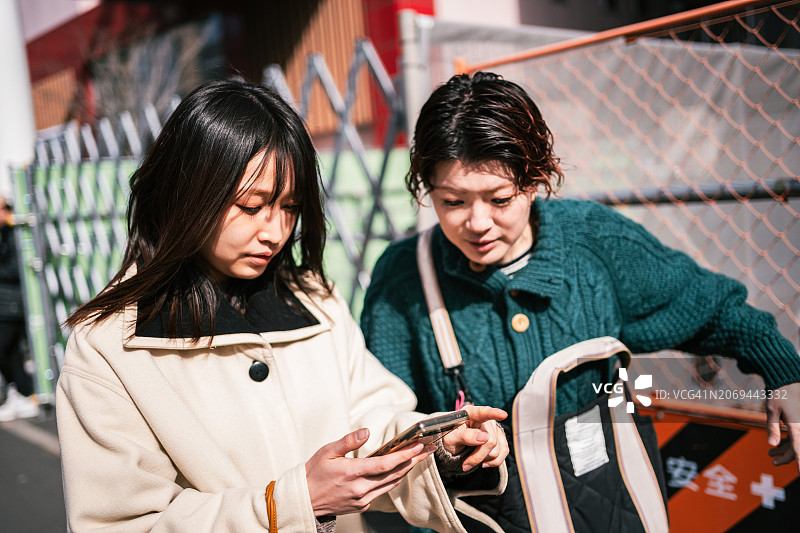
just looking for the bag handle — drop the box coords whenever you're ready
[513,337,668,533]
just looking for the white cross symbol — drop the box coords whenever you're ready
[750,474,785,509]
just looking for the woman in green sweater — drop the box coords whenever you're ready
[360,71,800,532]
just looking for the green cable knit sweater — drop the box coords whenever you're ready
[361,199,800,417]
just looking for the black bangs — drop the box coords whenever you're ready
[270,144,296,205]
[274,122,319,209]
[235,137,310,208]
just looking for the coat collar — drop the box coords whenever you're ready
[436,199,566,298]
[122,275,331,351]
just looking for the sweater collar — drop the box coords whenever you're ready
[437,199,565,297]
[122,276,330,350]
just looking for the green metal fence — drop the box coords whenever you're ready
[12,132,136,402]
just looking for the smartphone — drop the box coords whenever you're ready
[368,410,469,457]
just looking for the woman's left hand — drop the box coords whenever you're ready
[766,381,800,472]
[441,405,509,472]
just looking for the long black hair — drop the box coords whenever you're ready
[407,71,564,200]
[66,79,328,339]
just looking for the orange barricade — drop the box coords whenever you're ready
[641,400,798,530]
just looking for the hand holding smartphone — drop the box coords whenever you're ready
[368,410,469,457]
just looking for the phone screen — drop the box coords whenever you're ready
[368,410,469,457]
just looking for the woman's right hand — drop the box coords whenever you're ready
[305,428,435,517]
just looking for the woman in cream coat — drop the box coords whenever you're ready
[57,79,508,532]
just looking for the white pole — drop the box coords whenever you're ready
[398,9,438,232]
[0,0,36,200]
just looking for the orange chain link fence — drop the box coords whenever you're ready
[444,0,800,413]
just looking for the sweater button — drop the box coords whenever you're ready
[249,361,269,382]
[509,290,519,297]
[511,314,529,332]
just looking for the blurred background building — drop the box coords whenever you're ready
[21,0,726,144]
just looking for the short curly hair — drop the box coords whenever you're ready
[407,71,563,200]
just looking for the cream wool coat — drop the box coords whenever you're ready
[56,282,506,532]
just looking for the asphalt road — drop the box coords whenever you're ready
[0,404,66,532]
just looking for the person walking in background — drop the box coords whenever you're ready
[0,196,38,422]
[360,72,800,532]
[56,78,509,532]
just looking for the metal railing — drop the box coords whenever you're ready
[12,109,169,400]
